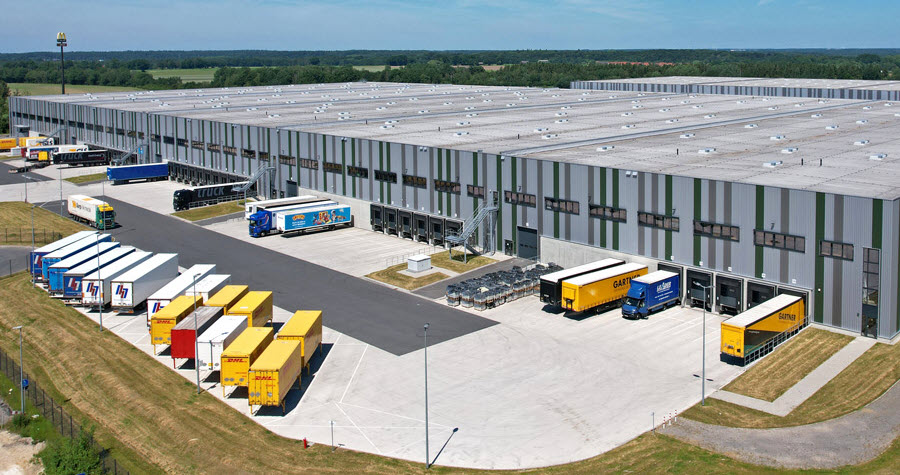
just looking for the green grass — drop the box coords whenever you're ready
[366,263,449,290]
[145,68,218,82]
[0,370,61,444]
[7,83,140,96]
[171,200,246,222]
[430,250,495,274]
[0,201,88,245]
[63,173,106,185]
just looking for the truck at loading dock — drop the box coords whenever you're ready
[173,181,250,211]
[244,195,323,219]
[622,271,680,319]
[721,294,806,366]
[248,340,304,414]
[107,163,170,185]
[221,327,274,396]
[539,258,624,307]
[560,263,649,313]
[248,202,351,238]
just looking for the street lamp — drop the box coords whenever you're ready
[56,33,67,95]
[12,326,24,415]
[695,282,713,406]
[423,322,430,469]
[96,234,103,331]
[192,273,201,394]
[30,205,35,285]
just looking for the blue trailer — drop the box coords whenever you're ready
[48,242,120,295]
[29,231,98,278]
[60,246,136,300]
[107,163,170,185]
[622,271,680,319]
[40,234,113,282]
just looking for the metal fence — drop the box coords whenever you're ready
[0,256,28,279]
[0,347,130,475]
[383,245,442,268]
[0,228,63,246]
[742,317,809,366]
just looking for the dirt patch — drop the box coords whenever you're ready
[0,429,44,475]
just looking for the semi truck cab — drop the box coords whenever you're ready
[248,210,274,237]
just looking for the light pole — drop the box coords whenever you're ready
[56,33,67,94]
[12,326,24,415]
[423,322,430,469]
[59,166,63,216]
[96,234,103,332]
[192,273,201,394]
[330,420,335,452]
[695,282,713,406]
[30,205,35,285]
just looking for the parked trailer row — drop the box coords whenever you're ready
[277,310,323,375]
[721,294,806,366]
[171,306,224,367]
[197,314,248,371]
[248,340,304,414]
[150,295,203,353]
[226,291,273,328]
[539,258,625,307]
[59,246,136,301]
[67,195,116,230]
[107,163,170,185]
[221,327,274,396]
[204,285,249,313]
[47,241,120,294]
[147,264,216,322]
[30,230,98,278]
[81,251,154,307]
[184,274,231,302]
[561,263,649,313]
[40,233,113,282]
[111,253,179,313]
[0,136,43,151]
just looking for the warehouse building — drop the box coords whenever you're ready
[8,77,900,340]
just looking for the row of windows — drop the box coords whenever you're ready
[241,148,255,159]
[300,158,319,170]
[694,220,740,242]
[504,191,537,207]
[279,154,296,166]
[588,205,627,222]
[638,212,680,231]
[820,240,854,260]
[375,170,397,183]
[223,145,238,155]
[467,185,486,199]
[347,165,368,178]
[434,179,461,194]
[403,174,427,188]
[545,197,580,215]
[323,162,344,174]
[754,230,806,252]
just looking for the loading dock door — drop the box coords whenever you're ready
[516,226,539,260]
[716,275,743,315]
[285,180,298,198]
[413,214,428,242]
[429,216,445,246]
[399,211,413,238]
[747,281,776,309]
[370,204,383,232]
[686,269,713,311]
[385,208,398,235]
[657,263,684,303]
[777,287,809,316]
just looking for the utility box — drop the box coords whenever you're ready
[408,254,431,273]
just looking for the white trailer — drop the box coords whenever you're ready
[67,194,116,229]
[30,230,98,277]
[243,195,321,219]
[184,274,231,302]
[196,315,248,371]
[47,242,120,295]
[82,251,153,307]
[146,264,216,321]
[60,246,136,301]
[111,253,179,313]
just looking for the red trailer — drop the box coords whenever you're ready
[171,306,224,367]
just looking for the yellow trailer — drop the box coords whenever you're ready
[248,340,304,414]
[721,294,805,365]
[205,285,249,313]
[220,327,274,396]
[226,291,273,327]
[149,295,203,353]
[0,138,16,151]
[277,310,323,374]
[560,263,648,313]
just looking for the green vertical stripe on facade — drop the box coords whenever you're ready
[755,186,765,278]
[386,142,392,204]
[510,157,517,237]
[665,175,673,261]
[295,132,300,182]
[322,135,327,192]
[472,152,479,241]
[379,142,384,203]
[694,179,702,266]
[340,138,347,196]
[174,118,179,161]
[553,162,560,239]
[599,168,607,248]
[446,150,452,217]
[496,155,503,250]
[437,149,443,214]
[814,192,826,323]
[611,170,619,250]
[350,138,355,197]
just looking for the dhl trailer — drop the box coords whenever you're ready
[720,294,806,366]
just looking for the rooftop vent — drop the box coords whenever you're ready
[870,153,887,160]
[681,100,690,104]
[464,106,476,111]
[455,132,469,136]
[745,123,758,128]
[704,114,717,119]
[826,125,839,130]
[387,101,396,105]
[768,106,779,110]
[862,106,872,110]
[555,119,569,123]
[762,98,771,102]
[542,134,559,140]
[246,107,258,111]
[483,99,493,103]
[338,111,350,116]
[443,102,453,105]
[621,124,635,129]
[385,120,398,124]
[770,135,786,141]
[661,97,670,101]
[885,102,893,107]
[621,112,633,117]
[597,145,615,151]
[692,105,703,109]
[380,125,394,129]
[561,106,571,110]
[506,103,517,107]
[736,100,746,104]
[467,113,479,117]
[659,108,671,112]
[458,121,471,126]
[555,112,567,117]
[854,140,870,146]
[631,100,641,104]
[698,148,716,155]
[534,127,549,132]
[680,133,695,139]
[551,94,560,98]
[763,161,784,168]
[857,119,869,124]
[466,96,475,99]
[794,103,804,107]
[632,105,643,109]
[666,119,680,123]
[608,95,618,98]
[409,97,418,101]
[782,147,799,154]
[376,106,386,111]
[417,110,430,114]
[810,113,822,118]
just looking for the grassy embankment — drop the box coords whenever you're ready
[63,173,106,185]
[0,202,87,245]
[171,200,246,222]
[7,83,140,96]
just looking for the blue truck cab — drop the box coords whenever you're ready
[622,270,680,319]
[248,209,275,237]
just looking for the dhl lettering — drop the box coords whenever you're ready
[778,312,797,321]
[225,358,246,363]
[254,375,276,380]
[155,319,175,325]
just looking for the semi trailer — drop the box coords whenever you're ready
[40,233,112,282]
[204,285,249,313]
[621,271,680,319]
[248,340,304,414]
[196,315,248,372]
[67,195,116,229]
[277,310,323,374]
[146,264,216,321]
[81,251,153,307]
[170,306,224,367]
[110,253,179,313]
[721,294,806,366]
[29,231,98,277]
[53,150,109,167]
[243,195,322,219]
[560,263,649,313]
[47,241,120,295]
[184,274,231,302]
[107,163,169,185]
[247,200,336,235]
[149,295,202,353]
[249,203,351,238]
[539,258,625,307]
[173,181,250,211]
[60,246,135,301]
[220,327,274,396]
[226,291,273,328]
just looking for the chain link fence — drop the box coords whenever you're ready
[0,346,130,475]
[0,256,28,279]
[0,228,63,246]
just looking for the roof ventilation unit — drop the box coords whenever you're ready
[458,121,471,126]
[621,124,635,129]
[862,106,872,110]
[763,161,784,168]
[692,104,703,109]
[506,103,517,107]
[409,97,419,101]
[698,148,716,155]
[597,145,615,152]
[631,100,641,103]
[483,99,493,103]
[681,100,690,104]
[745,123,758,128]
[608,95,618,98]
[736,100,746,104]
[465,106,476,111]
[443,102,453,105]
[661,97,670,101]
[854,140,870,146]
[680,133,695,139]
[794,103,804,107]
[561,106,571,110]
[667,119,680,123]
[782,147,799,154]
[542,134,559,140]
[467,113,479,117]
[869,153,888,161]
[417,110,430,114]
[380,125,394,129]
[857,119,869,124]
[387,101,396,105]
[385,120,398,124]
[768,106,779,110]
[376,106,386,111]
[704,114,717,119]
[770,135,786,140]
[659,108,671,112]
[621,112,633,117]
[632,105,643,109]
[556,112,568,117]
[884,102,893,107]
[551,94,560,98]
[455,132,469,136]
[534,127,548,132]
[555,119,569,123]
[810,113,822,118]
[826,125,839,130]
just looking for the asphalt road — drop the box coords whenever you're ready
[0,162,52,186]
[93,198,497,355]
[0,246,30,278]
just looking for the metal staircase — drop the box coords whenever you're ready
[112,143,149,165]
[446,193,499,262]
[36,126,67,144]
[233,166,274,194]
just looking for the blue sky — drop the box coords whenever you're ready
[3,0,899,53]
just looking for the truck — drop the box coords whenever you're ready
[171,306,224,367]
[183,274,231,302]
[53,150,109,167]
[47,241,120,295]
[107,163,169,185]
[277,310,323,374]
[149,295,202,353]
[146,264,217,322]
[27,144,87,162]
[29,230,98,278]
[539,258,625,307]
[197,315,248,372]
[721,294,806,366]
[621,271,680,319]
[81,251,153,307]
[40,233,112,282]
[248,340,304,414]
[247,200,336,236]
[560,263,649,313]
[226,291,273,328]
[67,195,116,230]
[220,327,274,397]
[173,181,250,211]
[244,195,323,219]
[249,203,351,238]
[110,253,179,313]
[60,246,135,301]
[204,285,249,313]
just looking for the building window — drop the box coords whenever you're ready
[375,169,396,183]
[106,126,114,134]
[862,248,880,308]
[279,154,296,166]
[137,131,145,140]
[177,138,189,147]
[504,191,537,207]
[434,179,461,194]
[300,158,319,170]
[208,143,222,153]
[223,145,237,155]
[467,185,485,199]
[694,220,740,242]
[323,162,344,173]
[754,230,806,252]
[820,240,853,260]
[163,135,175,145]
[589,204,626,222]
[258,151,270,161]
[241,148,255,158]
[638,212,679,231]
[126,130,137,138]
[403,174,427,188]
[116,128,125,136]
[150,133,160,142]
[545,197,580,215]
[347,165,368,178]
[191,140,204,150]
